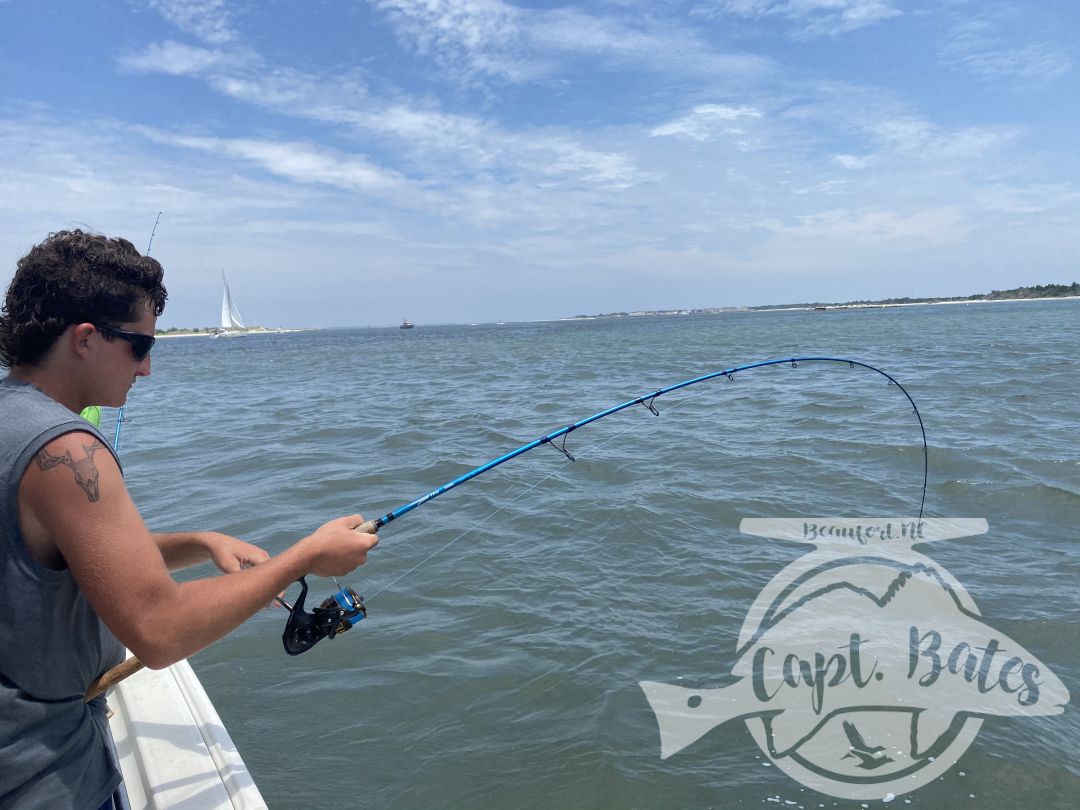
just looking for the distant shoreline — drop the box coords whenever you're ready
[568,292,1080,320]
[756,294,1080,313]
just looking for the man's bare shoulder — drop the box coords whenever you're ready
[18,431,127,568]
[27,431,114,503]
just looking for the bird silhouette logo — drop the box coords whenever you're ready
[840,720,893,769]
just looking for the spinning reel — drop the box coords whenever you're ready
[280,576,366,656]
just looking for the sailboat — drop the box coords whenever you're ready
[214,271,247,337]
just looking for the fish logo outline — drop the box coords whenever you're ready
[640,518,1070,800]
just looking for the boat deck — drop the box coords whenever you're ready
[109,657,267,809]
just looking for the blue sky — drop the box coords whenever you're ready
[1,1,1078,327]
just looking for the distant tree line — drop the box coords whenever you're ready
[981,282,1080,300]
[571,282,1079,319]
[750,282,1080,311]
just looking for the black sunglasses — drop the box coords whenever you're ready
[94,324,156,361]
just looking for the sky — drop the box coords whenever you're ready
[1,0,1078,328]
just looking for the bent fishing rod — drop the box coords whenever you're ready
[86,356,926,699]
[278,355,928,656]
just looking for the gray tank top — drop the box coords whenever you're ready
[0,377,126,809]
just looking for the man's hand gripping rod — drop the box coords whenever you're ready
[85,523,377,701]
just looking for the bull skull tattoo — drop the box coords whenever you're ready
[36,441,104,502]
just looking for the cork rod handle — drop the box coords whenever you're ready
[85,656,145,702]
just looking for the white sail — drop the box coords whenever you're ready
[220,271,246,331]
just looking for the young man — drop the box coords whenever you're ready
[0,230,379,809]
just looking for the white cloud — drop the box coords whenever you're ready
[336,103,646,189]
[121,41,645,192]
[374,0,524,57]
[118,40,239,76]
[147,0,237,45]
[0,112,325,270]
[121,40,359,114]
[862,114,1020,161]
[530,9,767,76]
[372,0,548,82]
[651,104,763,142]
[710,0,902,38]
[763,207,972,246]
[140,131,406,192]
[940,19,1072,82]
[866,116,934,152]
[372,0,769,83]
[975,184,1080,215]
[791,178,850,195]
[531,138,643,187]
[833,153,869,169]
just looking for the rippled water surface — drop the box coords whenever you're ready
[114,302,1080,809]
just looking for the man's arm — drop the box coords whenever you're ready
[153,531,269,573]
[19,431,377,670]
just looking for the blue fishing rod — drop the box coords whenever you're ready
[281,356,928,655]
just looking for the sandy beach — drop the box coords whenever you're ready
[156,328,310,339]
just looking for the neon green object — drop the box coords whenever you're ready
[80,405,102,428]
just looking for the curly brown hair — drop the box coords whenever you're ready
[0,230,168,368]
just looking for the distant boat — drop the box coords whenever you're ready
[214,271,247,337]
[400,318,415,329]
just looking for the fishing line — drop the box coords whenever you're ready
[364,389,702,603]
[357,357,928,536]
[113,212,162,448]
[364,467,566,603]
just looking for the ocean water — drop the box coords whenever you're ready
[113,301,1080,809]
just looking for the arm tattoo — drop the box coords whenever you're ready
[35,441,105,503]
